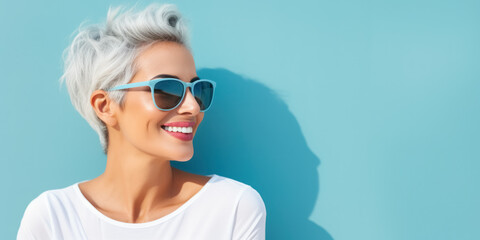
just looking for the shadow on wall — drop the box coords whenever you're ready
[172,68,333,240]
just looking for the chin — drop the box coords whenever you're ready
[162,145,194,162]
[171,151,194,162]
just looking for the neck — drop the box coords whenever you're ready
[95,141,178,223]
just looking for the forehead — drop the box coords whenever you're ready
[134,41,196,81]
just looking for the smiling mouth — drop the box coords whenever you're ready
[160,125,193,133]
[160,125,194,141]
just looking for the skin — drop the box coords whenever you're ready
[79,41,211,223]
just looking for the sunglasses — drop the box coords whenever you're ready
[107,78,216,112]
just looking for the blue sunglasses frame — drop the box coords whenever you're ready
[107,78,216,112]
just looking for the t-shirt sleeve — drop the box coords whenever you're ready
[232,186,267,240]
[17,192,52,240]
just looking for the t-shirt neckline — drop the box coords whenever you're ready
[73,174,217,228]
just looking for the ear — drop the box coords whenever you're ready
[90,89,119,127]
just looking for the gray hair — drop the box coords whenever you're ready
[59,3,190,154]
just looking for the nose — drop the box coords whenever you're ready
[177,87,201,115]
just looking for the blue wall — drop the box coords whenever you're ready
[1,0,479,239]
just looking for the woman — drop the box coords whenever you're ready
[17,3,266,240]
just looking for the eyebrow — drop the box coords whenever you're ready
[150,74,200,82]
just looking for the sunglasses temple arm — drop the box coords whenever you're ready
[108,81,150,91]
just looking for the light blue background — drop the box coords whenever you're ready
[1,0,479,239]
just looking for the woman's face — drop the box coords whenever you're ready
[113,41,203,161]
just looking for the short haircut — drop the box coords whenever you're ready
[60,3,190,153]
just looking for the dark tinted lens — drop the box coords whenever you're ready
[193,81,214,110]
[153,80,184,109]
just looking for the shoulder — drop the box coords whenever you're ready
[210,174,266,212]
[34,184,77,207]
[17,191,52,239]
[213,176,266,239]
[209,174,254,191]
[17,184,78,239]
[236,185,266,214]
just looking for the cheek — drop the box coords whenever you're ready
[122,92,166,131]
[197,113,204,123]
[195,113,205,130]
[135,92,158,112]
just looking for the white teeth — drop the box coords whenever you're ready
[163,126,193,133]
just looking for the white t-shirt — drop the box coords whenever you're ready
[17,174,266,240]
